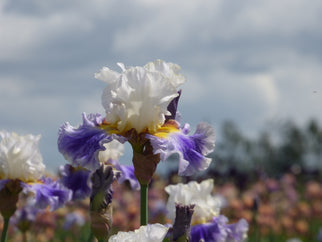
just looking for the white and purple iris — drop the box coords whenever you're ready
[165,179,222,225]
[58,60,215,178]
[165,179,249,241]
[0,131,71,211]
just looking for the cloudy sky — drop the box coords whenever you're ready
[1,0,321,172]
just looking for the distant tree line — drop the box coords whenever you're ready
[207,119,322,181]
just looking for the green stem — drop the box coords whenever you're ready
[22,232,27,242]
[1,217,10,242]
[87,231,94,242]
[140,184,148,226]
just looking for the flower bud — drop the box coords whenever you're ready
[172,204,195,241]
[90,165,119,240]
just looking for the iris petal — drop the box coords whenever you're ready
[58,113,126,171]
[115,163,140,190]
[23,177,72,211]
[190,215,249,242]
[59,164,92,200]
[96,60,185,133]
[148,121,215,176]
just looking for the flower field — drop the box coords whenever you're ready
[1,171,320,242]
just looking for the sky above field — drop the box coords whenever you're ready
[1,0,322,172]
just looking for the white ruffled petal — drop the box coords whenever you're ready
[108,223,169,242]
[98,139,124,163]
[94,66,120,84]
[165,179,221,225]
[0,131,45,182]
[96,60,186,133]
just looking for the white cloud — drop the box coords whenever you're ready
[251,74,279,111]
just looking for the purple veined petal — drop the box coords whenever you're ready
[190,215,228,242]
[59,164,92,200]
[190,220,222,242]
[58,113,127,171]
[190,215,249,242]
[0,179,9,191]
[108,159,139,190]
[116,163,140,190]
[148,122,215,176]
[226,218,249,242]
[22,177,72,211]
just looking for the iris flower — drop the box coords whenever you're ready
[165,179,222,225]
[165,179,249,241]
[0,131,71,242]
[58,60,215,181]
[57,60,215,227]
[0,131,71,211]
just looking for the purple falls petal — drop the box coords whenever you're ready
[58,113,125,171]
[148,122,215,176]
[190,215,249,242]
[226,218,249,242]
[115,164,140,190]
[190,215,228,242]
[23,177,72,211]
[59,164,92,200]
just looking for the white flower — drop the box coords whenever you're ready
[165,179,221,225]
[0,131,45,182]
[98,139,124,163]
[95,60,185,133]
[108,223,169,242]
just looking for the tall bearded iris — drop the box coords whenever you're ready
[57,60,215,226]
[58,60,214,179]
[165,180,249,241]
[0,131,71,242]
[0,131,71,210]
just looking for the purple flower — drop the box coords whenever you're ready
[23,177,72,211]
[59,164,92,200]
[58,113,126,171]
[190,215,249,242]
[148,121,215,176]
